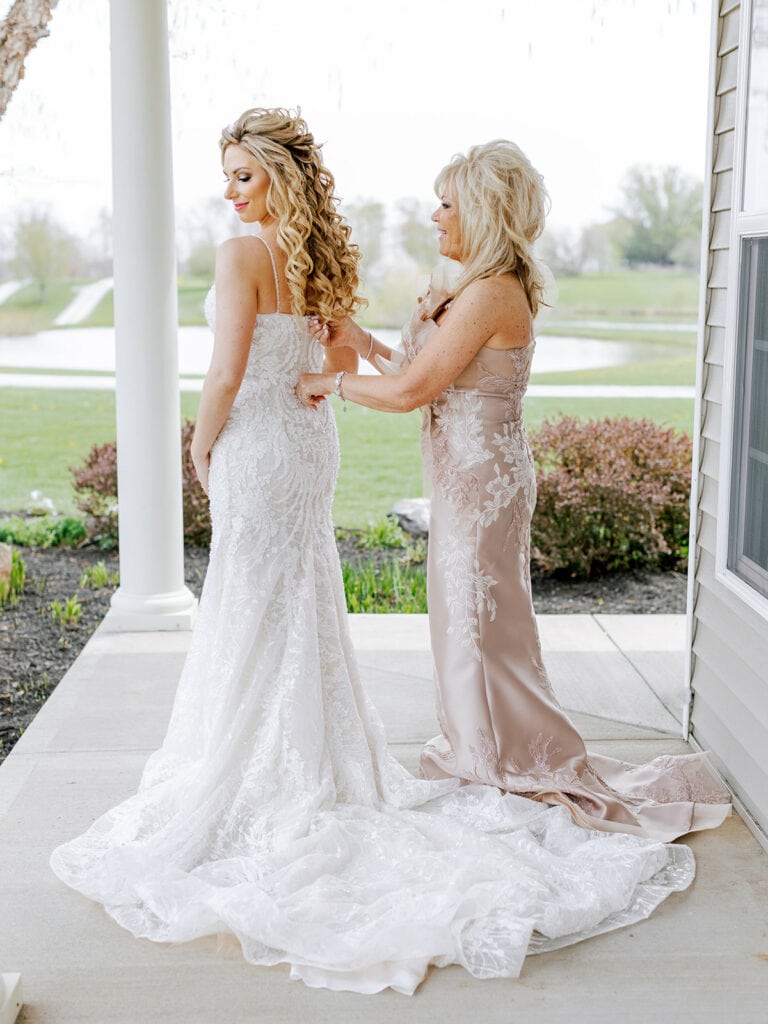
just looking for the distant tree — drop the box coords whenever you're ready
[613,165,702,268]
[13,209,76,301]
[178,198,232,280]
[343,199,386,276]
[579,220,626,272]
[396,199,438,272]
[537,227,586,276]
[0,0,60,119]
[83,207,113,277]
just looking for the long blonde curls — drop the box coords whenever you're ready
[434,140,550,317]
[220,108,364,321]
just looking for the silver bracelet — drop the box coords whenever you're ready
[363,331,375,361]
[334,370,347,401]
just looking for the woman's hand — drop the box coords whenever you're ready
[296,372,334,410]
[309,316,368,354]
[191,446,211,496]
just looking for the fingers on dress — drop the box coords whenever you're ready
[50,251,721,995]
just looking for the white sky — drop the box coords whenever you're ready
[0,0,710,239]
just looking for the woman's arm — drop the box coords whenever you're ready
[310,316,396,375]
[299,276,529,413]
[191,239,261,492]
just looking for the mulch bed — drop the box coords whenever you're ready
[0,538,686,765]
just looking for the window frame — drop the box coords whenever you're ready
[716,0,768,617]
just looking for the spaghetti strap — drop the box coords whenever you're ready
[254,234,282,312]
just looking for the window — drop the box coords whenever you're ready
[729,236,768,597]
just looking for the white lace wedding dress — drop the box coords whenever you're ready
[50,258,696,995]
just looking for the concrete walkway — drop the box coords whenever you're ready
[53,278,114,327]
[1,614,766,1023]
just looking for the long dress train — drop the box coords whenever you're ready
[410,281,731,843]
[51,257,708,995]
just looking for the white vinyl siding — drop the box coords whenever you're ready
[689,0,768,845]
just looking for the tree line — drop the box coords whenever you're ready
[1,164,703,318]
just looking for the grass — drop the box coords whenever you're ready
[332,400,424,526]
[0,388,424,525]
[0,388,201,515]
[0,385,693,522]
[1,270,700,333]
[530,356,696,387]
[0,549,26,608]
[1,268,700,523]
[551,271,699,321]
[524,397,693,434]
[0,281,79,336]
[341,559,427,613]
[538,324,696,347]
[79,561,119,588]
[81,278,212,328]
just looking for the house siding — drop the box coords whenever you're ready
[689,0,768,841]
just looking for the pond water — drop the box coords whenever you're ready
[0,325,684,377]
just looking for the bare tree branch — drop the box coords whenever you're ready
[0,0,60,121]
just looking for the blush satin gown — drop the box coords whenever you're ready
[407,277,730,843]
[50,244,717,995]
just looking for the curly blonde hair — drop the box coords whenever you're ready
[220,108,363,321]
[434,140,550,317]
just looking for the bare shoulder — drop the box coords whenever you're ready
[449,274,530,347]
[461,273,528,308]
[215,236,269,285]
[452,275,528,322]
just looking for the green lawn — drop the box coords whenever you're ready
[0,281,79,336]
[551,271,699,321]
[333,402,424,525]
[1,270,700,333]
[0,385,693,523]
[524,397,693,435]
[538,324,696,347]
[530,356,696,387]
[82,278,212,328]
[0,387,424,524]
[0,269,701,523]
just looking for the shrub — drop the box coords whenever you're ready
[180,419,211,547]
[0,515,87,548]
[70,441,118,546]
[358,518,409,549]
[529,415,692,577]
[70,420,211,548]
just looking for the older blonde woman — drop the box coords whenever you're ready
[298,140,730,842]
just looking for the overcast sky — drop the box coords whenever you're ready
[0,0,710,240]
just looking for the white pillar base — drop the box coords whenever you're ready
[0,974,22,1024]
[102,586,198,632]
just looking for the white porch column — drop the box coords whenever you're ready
[104,0,197,631]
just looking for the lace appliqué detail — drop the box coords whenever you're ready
[429,391,492,510]
[437,529,498,661]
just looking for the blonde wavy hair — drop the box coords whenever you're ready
[220,108,363,321]
[434,140,550,317]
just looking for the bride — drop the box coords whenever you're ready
[51,107,701,996]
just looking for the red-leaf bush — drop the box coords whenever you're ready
[179,419,211,547]
[529,415,692,577]
[70,420,211,548]
[70,441,118,546]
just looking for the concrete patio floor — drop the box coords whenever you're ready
[1,613,766,1023]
